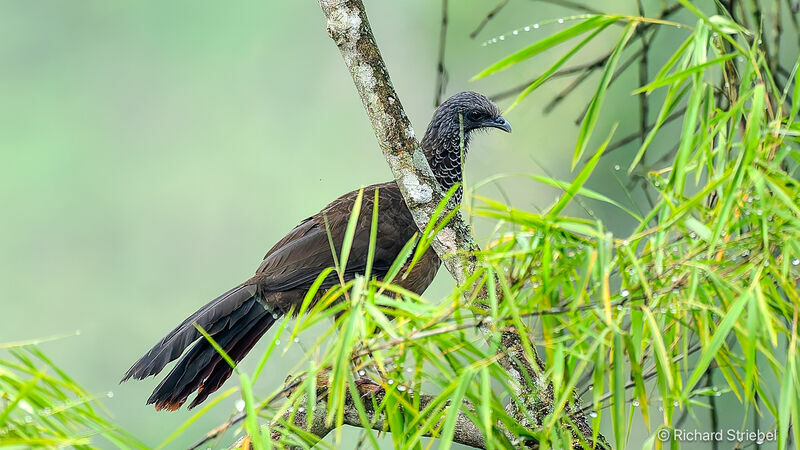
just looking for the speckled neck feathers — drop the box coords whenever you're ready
[419,92,501,204]
[420,118,469,202]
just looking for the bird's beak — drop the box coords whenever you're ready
[486,116,512,133]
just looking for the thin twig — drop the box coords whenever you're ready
[636,0,650,148]
[434,0,449,107]
[785,0,800,48]
[533,0,604,15]
[543,67,598,113]
[772,0,782,77]
[469,0,509,39]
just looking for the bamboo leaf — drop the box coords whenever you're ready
[552,125,617,216]
[240,373,268,450]
[532,174,641,220]
[573,21,637,169]
[473,15,618,80]
[506,23,613,112]
[438,369,473,450]
[339,187,364,274]
[635,54,737,94]
[612,334,627,450]
[684,291,749,395]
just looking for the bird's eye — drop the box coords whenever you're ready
[466,111,482,121]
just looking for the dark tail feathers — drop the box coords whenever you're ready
[121,284,279,410]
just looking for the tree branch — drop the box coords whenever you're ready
[317,0,478,285]
[265,380,486,449]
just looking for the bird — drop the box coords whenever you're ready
[121,91,511,411]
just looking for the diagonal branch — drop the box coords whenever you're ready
[317,0,478,285]
[315,0,607,448]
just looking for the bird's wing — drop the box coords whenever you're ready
[253,182,417,292]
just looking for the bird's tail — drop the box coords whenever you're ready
[121,284,279,410]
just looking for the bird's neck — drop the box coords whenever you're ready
[421,126,470,204]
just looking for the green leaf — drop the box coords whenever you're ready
[479,367,493,447]
[438,369,473,450]
[612,334,627,450]
[669,24,708,196]
[683,291,749,395]
[195,324,236,370]
[790,55,800,124]
[339,187,364,274]
[364,188,379,281]
[551,124,617,216]
[634,54,737,94]
[472,15,619,80]
[345,380,381,449]
[777,326,797,450]
[240,373,268,450]
[628,83,690,173]
[641,307,674,392]
[382,234,419,286]
[505,23,613,112]
[708,14,750,35]
[573,21,637,169]
[532,174,641,220]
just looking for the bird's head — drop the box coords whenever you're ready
[420,91,510,199]
[423,92,510,144]
[446,91,511,133]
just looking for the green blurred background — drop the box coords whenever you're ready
[0,0,735,447]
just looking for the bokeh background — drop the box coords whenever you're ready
[1,0,770,448]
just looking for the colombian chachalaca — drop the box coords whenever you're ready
[121,91,511,410]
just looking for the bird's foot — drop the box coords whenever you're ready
[354,376,383,399]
